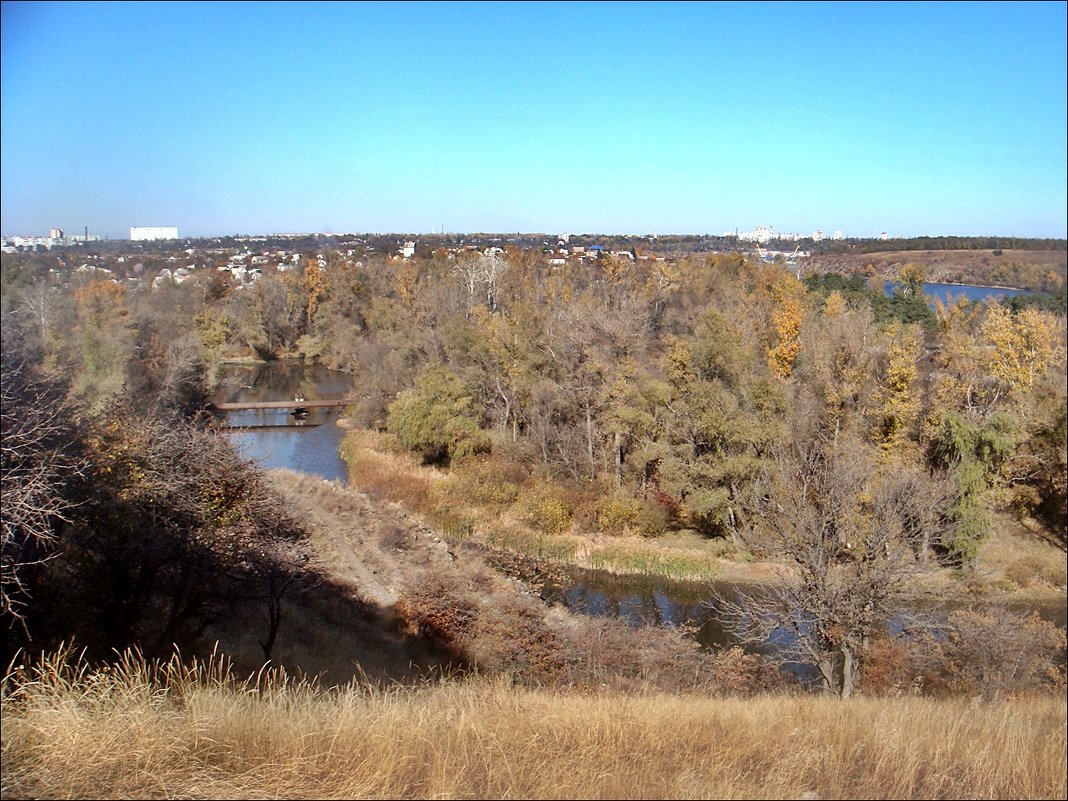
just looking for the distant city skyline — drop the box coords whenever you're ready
[2,1,1066,240]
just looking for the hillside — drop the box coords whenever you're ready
[189,458,1067,694]
[200,469,752,694]
[807,247,1066,290]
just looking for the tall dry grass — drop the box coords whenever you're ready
[3,649,1065,800]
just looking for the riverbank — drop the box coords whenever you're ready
[338,427,1068,611]
[808,247,1066,292]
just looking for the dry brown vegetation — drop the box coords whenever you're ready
[3,650,1065,800]
[256,469,779,696]
[809,248,1066,290]
[339,427,1068,604]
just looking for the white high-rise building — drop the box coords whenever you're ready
[739,225,775,244]
[130,226,178,241]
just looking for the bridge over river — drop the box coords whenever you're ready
[212,399,350,411]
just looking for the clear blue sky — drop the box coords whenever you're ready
[2,1,1065,239]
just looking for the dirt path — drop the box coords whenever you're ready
[265,469,456,607]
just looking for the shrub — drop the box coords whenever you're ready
[857,635,947,697]
[515,485,573,534]
[597,494,668,537]
[634,502,670,537]
[597,495,643,535]
[387,365,490,465]
[1004,555,1068,589]
[396,573,477,650]
[445,459,520,511]
[942,607,1067,699]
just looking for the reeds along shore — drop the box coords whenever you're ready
[2,651,1065,800]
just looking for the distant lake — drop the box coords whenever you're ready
[883,281,1029,306]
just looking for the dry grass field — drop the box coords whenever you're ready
[3,650,1065,800]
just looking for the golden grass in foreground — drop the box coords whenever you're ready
[3,651,1066,800]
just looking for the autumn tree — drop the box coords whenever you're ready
[299,256,366,369]
[980,304,1059,396]
[762,270,805,379]
[795,301,880,443]
[228,274,302,360]
[387,364,490,465]
[872,322,923,452]
[645,309,783,542]
[72,279,133,409]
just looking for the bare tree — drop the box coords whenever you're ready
[453,252,505,314]
[711,437,958,698]
[0,353,82,625]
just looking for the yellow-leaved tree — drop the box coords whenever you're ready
[765,272,805,379]
[981,304,1059,396]
[873,322,923,453]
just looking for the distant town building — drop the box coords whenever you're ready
[812,229,824,242]
[400,241,416,259]
[1,230,99,251]
[739,225,775,244]
[130,226,179,241]
[738,226,808,243]
[879,232,889,241]
[832,230,845,241]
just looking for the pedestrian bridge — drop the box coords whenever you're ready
[212,399,350,411]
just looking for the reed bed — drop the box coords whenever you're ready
[587,541,722,582]
[3,650,1065,800]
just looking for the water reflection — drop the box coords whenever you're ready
[541,564,1066,679]
[213,362,354,482]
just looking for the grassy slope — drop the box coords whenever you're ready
[3,653,1065,800]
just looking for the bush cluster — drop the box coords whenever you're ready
[515,485,573,534]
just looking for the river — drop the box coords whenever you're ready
[884,280,1030,305]
[214,361,353,482]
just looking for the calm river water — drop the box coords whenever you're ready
[214,361,353,482]
[885,280,1030,306]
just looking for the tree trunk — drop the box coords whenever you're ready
[839,642,856,699]
[614,431,622,489]
[817,655,836,695]
[586,403,595,480]
[260,573,291,664]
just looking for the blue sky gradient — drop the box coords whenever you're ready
[2,1,1065,238]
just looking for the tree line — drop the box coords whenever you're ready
[2,245,1065,695]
